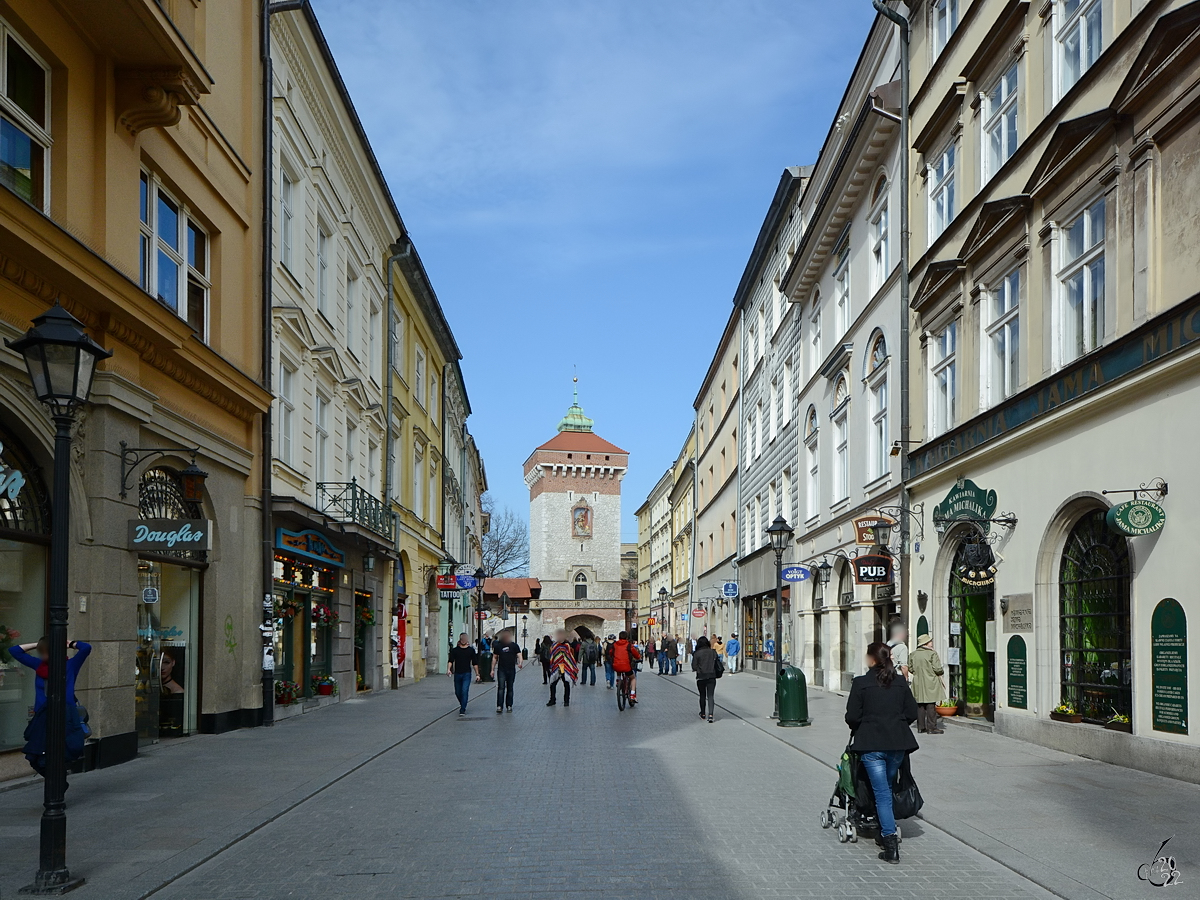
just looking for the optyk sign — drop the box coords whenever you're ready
[129,519,212,551]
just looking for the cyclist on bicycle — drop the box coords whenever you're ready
[606,630,641,705]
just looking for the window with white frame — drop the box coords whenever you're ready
[809,300,822,378]
[315,392,329,483]
[392,311,405,374]
[428,461,437,522]
[280,169,296,271]
[769,380,778,442]
[985,267,1020,405]
[768,482,777,524]
[782,468,792,524]
[757,306,767,360]
[805,407,819,520]
[316,226,330,315]
[782,360,793,426]
[430,373,439,422]
[753,400,763,458]
[346,422,357,482]
[413,448,424,519]
[777,278,788,330]
[932,0,959,58]
[832,376,849,502]
[928,140,956,241]
[868,334,889,480]
[345,269,358,355]
[369,304,380,380]
[415,347,426,407]
[279,361,295,465]
[870,179,890,291]
[749,320,759,364]
[754,495,762,543]
[140,171,210,339]
[744,503,752,556]
[1059,197,1105,365]
[984,62,1019,180]
[1058,0,1103,96]
[0,23,50,209]
[833,240,850,337]
[930,320,958,436]
[368,440,378,495]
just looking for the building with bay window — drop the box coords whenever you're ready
[902,0,1200,780]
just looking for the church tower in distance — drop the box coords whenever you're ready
[524,390,629,640]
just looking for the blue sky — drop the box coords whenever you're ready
[316,0,877,542]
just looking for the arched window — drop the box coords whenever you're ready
[832,374,850,411]
[0,429,49,534]
[867,333,890,480]
[832,375,850,501]
[870,333,888,371]
[574,571,588,600]
[1059,509,1131,722]
[872,175,889,205]
[140,467,206,561]
[805,406,819,439]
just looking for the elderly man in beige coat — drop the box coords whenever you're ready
[909,623,946,735]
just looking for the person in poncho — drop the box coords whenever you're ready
[545,629,577,707]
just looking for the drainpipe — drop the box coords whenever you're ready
[872,0,911,622]
[735,304,745,643]
[383,237,412,684]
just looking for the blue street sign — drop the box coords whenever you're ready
[722,582,739,598]
[680,613,689,621]
[456,575,477,590]
[780,565,811,583]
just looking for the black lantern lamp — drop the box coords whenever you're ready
[474,566,486,589]
[767,515,795,561]
[814,558,833,585]
[362,549,376,573]
[872,518,894,551]
[6,303,110,894]
[7,303,111,416]
[179,458,209,504]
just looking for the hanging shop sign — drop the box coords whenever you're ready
[436,574,458,590]
[276,528,345,567]
[130,519,213,551]
[853,555,893,585]
[692,609,705,618]
[1007,635,1027,709]
[853,515,894,546]
[933,479,998,534]
[1151,598,1188,735]
[1106,499,1166,537]
[955,540,1000,587]
[456,574,478,590]
[722,582,739,598]
[780,565,811,583]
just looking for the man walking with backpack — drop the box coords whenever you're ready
[578,634,600,686]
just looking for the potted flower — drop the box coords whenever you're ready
[311,674,337,696]
[356,673,368,692]
[1105,709,1132,733]
[274,680,300,706]
[312,603,340,627]
[354,605,376,628]
[935,699,958,717]
[273,598,302,621]
[1050,702,1082,723]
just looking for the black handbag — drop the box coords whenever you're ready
[714,655,725,679]
[891,754,924,820]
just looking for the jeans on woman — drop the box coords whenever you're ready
[860,749,906,836]
[697,678,716,717]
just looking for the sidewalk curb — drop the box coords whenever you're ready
[661,674,1104,900]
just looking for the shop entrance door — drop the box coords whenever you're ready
[949,545,995,719]
[135,593,161,746]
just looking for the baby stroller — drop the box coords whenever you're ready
[818,745,905,845]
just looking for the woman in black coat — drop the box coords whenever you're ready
[845,641,918,864]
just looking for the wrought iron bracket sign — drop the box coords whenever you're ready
[932,478,1016,545]
[1103,478,1167,537]
[853,554,893,585]
[119,441,201,499]
[874,503,926,553]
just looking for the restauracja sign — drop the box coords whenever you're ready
[129,519,213,551]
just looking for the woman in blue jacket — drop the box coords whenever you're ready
[8,637,92,776]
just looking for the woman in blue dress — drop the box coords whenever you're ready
[8,637,91,776]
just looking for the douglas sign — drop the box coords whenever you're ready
[129,519,213,551]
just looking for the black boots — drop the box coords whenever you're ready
[877,833,899,864]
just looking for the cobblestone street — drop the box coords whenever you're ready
[0,667,1151,900]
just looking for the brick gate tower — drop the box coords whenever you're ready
[524,388,629,641]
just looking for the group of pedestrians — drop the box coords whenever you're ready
[447,628,525,716]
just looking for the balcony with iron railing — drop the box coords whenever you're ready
[317,479,394,542]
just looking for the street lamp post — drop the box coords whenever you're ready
[767,515,795,716]
[473,567,486,648]
[7,303,112,894]
[656,586,667,634]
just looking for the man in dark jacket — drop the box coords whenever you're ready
[845,641,918,864]
[666,635,680,675]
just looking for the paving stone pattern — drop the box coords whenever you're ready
[141,671,1053,900]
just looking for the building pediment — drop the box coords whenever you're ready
[1113,3,1200,115]
[958,195,1030,264]
[912,259,965,315]
[274,305,316,348]
[1023,110,1120,199]
[311,346,348,384]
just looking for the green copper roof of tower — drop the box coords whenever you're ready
[556,388,594,433]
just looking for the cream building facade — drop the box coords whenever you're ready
[901,0,1200,780]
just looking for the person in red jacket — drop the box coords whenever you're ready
[606,631,641,704]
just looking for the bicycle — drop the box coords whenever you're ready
[616,669,635,711]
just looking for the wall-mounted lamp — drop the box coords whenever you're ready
[363,549,376,573]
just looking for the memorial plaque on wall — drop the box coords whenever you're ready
[1003,593,1033,633]
[1152,598,1188,735]
[1006,635,1027,709]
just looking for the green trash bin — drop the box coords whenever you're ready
[477,650,494,682]
[776,664,811,727]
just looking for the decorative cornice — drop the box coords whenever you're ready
[116,68,203,135]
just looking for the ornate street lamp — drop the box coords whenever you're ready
[814,558,833,585]
[7,303,111,893]
[767,515,795,703]
[474,567,486,647]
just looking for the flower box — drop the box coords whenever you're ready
[317,683,334,696]
[1104,720,1132,733]
[1050,711,1082,723]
